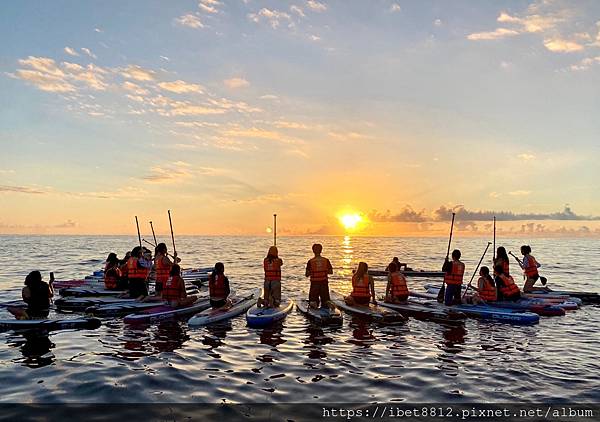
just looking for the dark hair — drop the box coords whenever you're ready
[24,271,43,288]
[106,252,117,262]
[155,243,167,255]
[480,266,494,285]
[494,264,504,275]
[213,262,225,274]
[131,246,142,257]
[388,262,398,272]
[521,245,532,254]
[496,247,508,262]
[170,264,181,277]
[312,243,323,254]
[451,249,461,260]
[392,257,399,262]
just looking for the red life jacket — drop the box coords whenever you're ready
[162,276,184,302]
[499,274,520,297]
[478,277,497,302]
[352,274,371,298]
[309,257,330,283]
[127,257,149,280]
[524,255,539,277]
[494,257,510,277]
[155,256,171,284]
[444,261,465,285]
[209,274,227,299]
[264,258,282,281]
[104,266,121,289]
[390,272,409,297]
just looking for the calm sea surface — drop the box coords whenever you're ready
[0,235,598,403]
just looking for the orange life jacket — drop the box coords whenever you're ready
[309,257,330,283]
[162,275,184,302]
[478,277,497,302]
[209,274,227,299]
[390,272,409,297]
[499,274,520,297]
[264,258,282,282]
[155,256,171,284]
[524,255,539,277]
[127,257,149,280]
[494,258,510,277]
[104,266,120,289]
[444,261,465,285]
[352,274,371,298]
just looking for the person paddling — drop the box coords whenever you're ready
[472,266,497,304]
[305,243,333,309]
[161,264,196,308]
[517,245,545,293]
[345,262,376,306]
[104,253,122,290]
[208,262,231,309]
[494,247,510,277]
[261,246,283,308]
[8,271,54,320]
[385,262,409,303]
[442,249,465,306]
[154,243,179,296]
[385,257,407,272]
[494,264,521,301]
[126,246,150,299]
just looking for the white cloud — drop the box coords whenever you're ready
[94,28,103,33]
[309,34,321,42]
[518,153,536,161]
[543,38,584,53]
[306,0,327,12]
[64,47,79,57]
[160,55,170,61]
[570,56,600,71]
[290,5,305,17]
[81,48,97,59]
[259,94,279,100]
[434,19,442,27]
[390,3,401,13]
[158,80,204,93]
[248,8,291,29]
[175,14,205,29]
[122,81,150,95]
[224,77,250,89]
[13,57,107,92]
[467,28,520,41]
[508,190,531,196]
[198,0,220,14]
[120,65,155,81]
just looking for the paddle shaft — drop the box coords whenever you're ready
[150,221,157,244]
[168,210,177,255]
[438,212,456,302]
[463,242,492,298]
[273,214,277,246]
[493,216,496,263]
[142,239,176,260]
[135,216,142,248]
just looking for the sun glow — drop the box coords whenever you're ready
[338,213,363,231]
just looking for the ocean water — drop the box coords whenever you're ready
[0,235,598,403]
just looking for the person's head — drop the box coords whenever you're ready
[131,246,142,258]
[25,271,43,287]
[354,262,368,278]
[106,252,117,263]
[213,262,225,275]
[388,262,398,273]
[124,251,131,259]
[155,243,167,256]
[494,264,504,275]
[392,257,400,263]
[170,264,181,277]
[312,243,323,256]
[143,249,152,259]
[480,266,490,276]
[451,249,461,260]
[496,247,508,260]
[267,246,278,258]
[520,245,531,255]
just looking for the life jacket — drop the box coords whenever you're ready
[478,277,497,302]
[127,257,149,280]
[352,274,371,298]
[524,255,539,277]
[162,275,184,302]
[494,258,510,277]
[104,266,121,289]
[309,257,330,283]
[264,258,282,282]
[499,274,520,297]
[390,272,409,297]
[444,261,465,285]
[209,274,227,299]
[155,256,171,284]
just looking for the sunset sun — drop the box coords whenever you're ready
[338,213,363,231]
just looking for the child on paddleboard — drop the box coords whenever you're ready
[385,262,409,303]
[7,271,54,320]
[161,264,196,308]
[345,262,376,306]
[208,262,231,309]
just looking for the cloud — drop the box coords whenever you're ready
[543,38,584,52]
[273,120,309,129]
[64,47,79,57]
[223,77,249,89]
[570,56,600,71]
[158,80,204,93]
[175,14,205,29]
[306,0,327,12]
[81,48,97,59]
[198,0,220,14]
[54,220,77,228]
[434,19,442,27]
[467,28,520,41]
[122,81,150,95]
[248,8,292,29]
[259,94,279,100]
[497,11,561,33]
[433,205,600,222]
[328,131,368,141]
[390,4,401,13]
[508,190,531,196]
[290,5,305,17]
[120,65,155,81]
[518,153,535,161]
[368,207,428,222]
[225,127,295,143]
[141,161,195,184]
[0,185,47,195]
[309,34,321,42]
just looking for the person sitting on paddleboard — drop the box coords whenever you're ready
[472,266,497,304]
[442,249,465,306]
[518,245,547,293]
[154,243,179,296]
[345,262,376,306]
[494,264,521,302]
[385,257,407,272]
[305,243,333,309]
[208,262,230,309]
[385,262,409,303]
[8,271,54,320]
[493,247,510,277]
[104,253,122,291]
[161,264,196,308]
[261,246,283,308]
[126,246,150,299]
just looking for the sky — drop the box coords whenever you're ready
[1,0,599,236]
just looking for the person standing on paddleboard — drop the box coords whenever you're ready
[8,271,53,320]
[345,262,376,305]
[305,244,333,309]
[161,264,196,308]
[442,249,465,306]
[154,243,179,296]
[261,246,283,308]
[208,262,230,309]
[126,246,150,299]
[384,262,409,303]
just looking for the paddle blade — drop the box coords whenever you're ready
[437,285,445,303]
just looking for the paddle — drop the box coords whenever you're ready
[135,216,142,248]
[273,213,277,246]
[492,216,496,267]
[437,212,456,303]
[142,239,177,260]
[462,242,492,299]
[168,210,177,256]
[149,221,157,244]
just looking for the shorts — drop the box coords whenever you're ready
[352,295,370,305]
[129,279,148,298]
[264,279,282,305]
[210,299,226,309]
[444,284,462,306]
[309,281,330,306]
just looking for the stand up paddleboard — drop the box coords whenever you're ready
[329,291,407,325]
[188,289,261,327]
[0,317,101,332]
[296,299,343,325]
[246,298,294,328]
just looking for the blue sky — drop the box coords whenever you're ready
[1,0,599,235]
